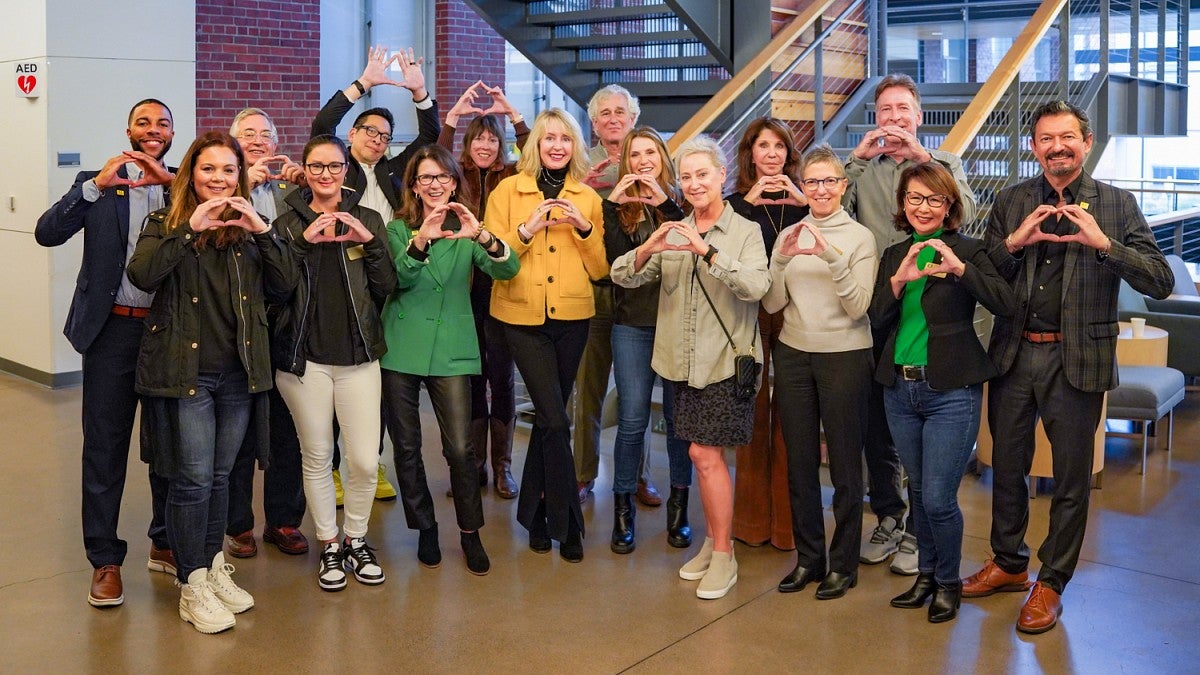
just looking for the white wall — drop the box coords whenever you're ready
[0,0,196,383]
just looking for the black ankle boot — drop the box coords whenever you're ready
[891,573,936,608]
[611,493,636,554]
[460,531,490,576]
[528,499,551,553]
[417,524,441,568]
[561,514,584,563]
[929,580,962,623]
[666,486,692,548]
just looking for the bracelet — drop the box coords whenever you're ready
[412,91,430,104]
[1005,234,1020,251]
[517,224,532,243]
[703,245,718,265]
[510,114,524,125]
[351,79,366,96]
[471,226,486,242]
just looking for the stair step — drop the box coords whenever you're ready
[526,3,673,26]
[623,80,726,98]
[553,30,696,49]
[578,54,720,71]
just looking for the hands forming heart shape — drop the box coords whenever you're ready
[248,154,304,188]
[190,197,270,235]
[303,211,374,244]
[608,173,667,206]
[746,174,806,207]
[96,151,175,191]
[889,239,966,293]
[449,80,515,121]
[777,221,828,257]
[640,221,706,256]
[1007,203,1108,251]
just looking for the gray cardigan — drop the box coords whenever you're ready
[610,202,770,389]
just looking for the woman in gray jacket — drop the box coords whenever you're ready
[611,136,769,600]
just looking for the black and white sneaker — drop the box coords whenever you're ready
[318,541,347,592]
[343,537,386,585]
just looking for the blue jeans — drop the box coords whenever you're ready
[167,370,251,581]
[883,379,982,584]
[610,324,692,494]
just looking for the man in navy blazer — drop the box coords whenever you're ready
[35,99,177,608]
[968,101,1173,634]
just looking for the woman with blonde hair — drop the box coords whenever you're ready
[485,108,608,562]
[611,136,769,599]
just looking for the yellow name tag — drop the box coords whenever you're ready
[1079,201,1090,211]
[116,189,125,196]
[347,245,365,261]
[922,261,946,278]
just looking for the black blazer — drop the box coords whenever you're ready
[870,231,1016,389]
[310,91,440,210]
[984,173,1173,392]
[35,166,170,353]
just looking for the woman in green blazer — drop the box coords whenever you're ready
[380,145,518,576]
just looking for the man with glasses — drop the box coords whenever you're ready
[842,74,977,577]
[311,45,439,224]
[221,108,311,560]
[35,99,176,608]
[312,46,439,501]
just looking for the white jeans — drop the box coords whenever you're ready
[276,361,381,541]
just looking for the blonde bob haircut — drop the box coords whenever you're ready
[674,135,727,174]
[516,108,590,183]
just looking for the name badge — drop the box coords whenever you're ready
[347,245,365,261]
[921,261,946,278]
[116,189,125,196]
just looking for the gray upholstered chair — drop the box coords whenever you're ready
[1106,365,1185,474]
[1118,281,1200,378]
[1144,254,1200,315]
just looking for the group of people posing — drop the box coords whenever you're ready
[39,48,1173,638]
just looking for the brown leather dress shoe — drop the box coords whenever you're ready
[147,544,177,576]
[263,525,310,555]
[88,565,123,607]
[635,478,663,507]
[962,559,1032,598]
[226,530,258,558]
[1017,582,1063,634]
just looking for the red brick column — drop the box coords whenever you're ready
[195,0,321,157]
[435,0,508,151]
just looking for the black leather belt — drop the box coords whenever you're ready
[897,365,927,381]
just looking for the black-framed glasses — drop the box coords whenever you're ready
[305,162,347,175]
[236,129,276,142]
[801,176,845,189]
[905,191,951,208]
[354,125,393,144]
[415,173,454,186]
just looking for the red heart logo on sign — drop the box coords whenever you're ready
[18,75,36,94]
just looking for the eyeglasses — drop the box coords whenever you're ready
[236,129,276,142]
[305,162,347,175]
[415,173,454,186]
[801,176,845,189]
[905,191,952,208]
[354,125,393,144]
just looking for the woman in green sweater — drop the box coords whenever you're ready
[379,145,518,576]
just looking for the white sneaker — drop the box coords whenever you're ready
[207,552,254,613]
[679,536,714,580]
[889,532,919,576]
[318,541,347,591]
[179,569,236,634]
[860,516,904,564]
[343,537,385,585]
[696,550,738,600]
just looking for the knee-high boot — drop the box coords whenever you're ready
[490,417,518,499]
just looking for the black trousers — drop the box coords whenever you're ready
[382,370,484,532]
[81,313,168,568]
[865,372,910,527]
[226,385,306,534]
[988,341,1103,594]
[773,344,871,575]
[469,289,516,423]
[505,319,589,541]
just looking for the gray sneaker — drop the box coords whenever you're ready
[889,532,919,575]
[860,516,903,564]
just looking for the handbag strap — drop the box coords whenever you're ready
[691,254,758,355]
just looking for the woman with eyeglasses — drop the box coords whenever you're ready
[379,145,518,575]
[611,136,770,600]
[764,144,876,600]
[271,134,397,592]
[602,126,693,553]
[485,108,607,563]
[724,117,808,552]
[128,131,289,633]
[436,83,530,499]
[871,162,1013,622]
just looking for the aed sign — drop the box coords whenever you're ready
[15,62,42,98]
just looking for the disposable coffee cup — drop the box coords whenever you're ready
[1131,317,1146,338]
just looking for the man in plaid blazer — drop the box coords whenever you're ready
[967,101,1173,634]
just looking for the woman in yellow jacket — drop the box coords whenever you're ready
[485,108,607,562]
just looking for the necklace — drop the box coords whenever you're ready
[762,202,785,234]
[539,168,565,187]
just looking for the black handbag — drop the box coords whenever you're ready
[692,259,761,399]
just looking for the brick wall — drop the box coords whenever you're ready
[195,0,321,158]
[435,0,508,151]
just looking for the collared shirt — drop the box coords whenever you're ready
[357,161,393,224]
[116,161,161,308]
[1026,173,1085,331]
[249,182,278,223]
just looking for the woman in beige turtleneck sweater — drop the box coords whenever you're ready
[762,144,878,601]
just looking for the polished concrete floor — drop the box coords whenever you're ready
[3,369,1199,673]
